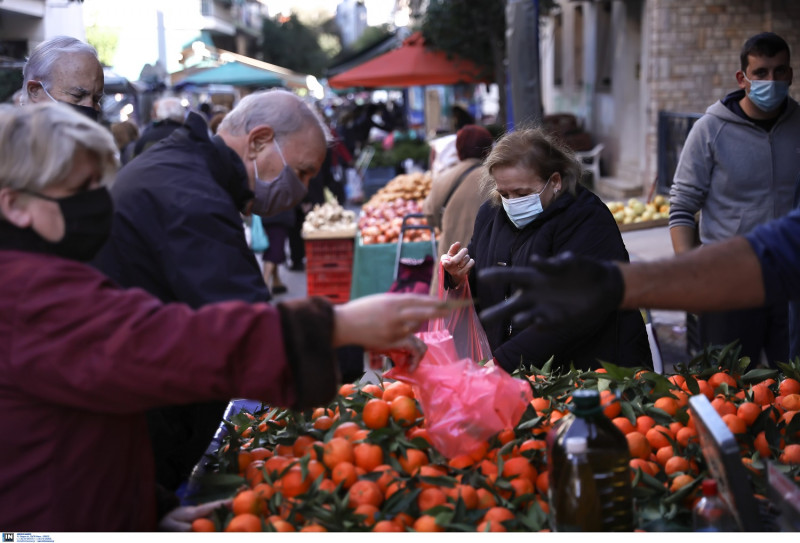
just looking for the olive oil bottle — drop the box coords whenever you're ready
[547,389,634,531]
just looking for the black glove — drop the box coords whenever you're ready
[477,252,625,330]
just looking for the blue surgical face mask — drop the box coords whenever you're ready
[744,75,790,112]
[501,177,551,229]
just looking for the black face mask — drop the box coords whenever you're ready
[37,81,101,123]
[70,103,101,122]
[18,187,114,261]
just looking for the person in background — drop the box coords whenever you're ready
[208,111,226,135]
[0,102,447,530]
[260,208,294,296]
[133,96,186,157]
[91,89,329,496]
[442,127,651,373]
[20,35,104,122]
[111,120,139,165]
[287,142,352,271]
[428,105,477,178]
[423,124,494,294]
[668,32,799,367]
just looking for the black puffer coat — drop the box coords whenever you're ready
[468,185,652,372]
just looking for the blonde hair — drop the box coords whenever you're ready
[0,103,118,195]
[482,126,582,205]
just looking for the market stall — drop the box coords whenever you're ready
[609,195,671,232]
[186,344,800,532]
[301,202,359,304]
[350,171,437,299]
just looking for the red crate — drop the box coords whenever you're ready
[307,268,352,304]
[304,238,354,273]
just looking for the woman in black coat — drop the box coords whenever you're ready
[443,127,652,372]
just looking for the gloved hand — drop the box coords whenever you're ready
[477,252,625,330]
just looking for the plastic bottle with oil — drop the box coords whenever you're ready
[547,389,634,531]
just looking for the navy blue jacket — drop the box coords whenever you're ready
[468,185,652,372]
[749,182,800,360]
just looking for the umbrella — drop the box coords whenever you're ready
[177,61,284,88]
[328,32,485,89]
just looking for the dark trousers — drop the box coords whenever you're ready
[698,302,789,367]
[287,207,306,269]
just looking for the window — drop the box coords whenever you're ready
[574,5,583,87]
[596,1,613,90]
[553,11,563,86]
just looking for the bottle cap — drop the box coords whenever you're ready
[701,479,718,496]
[565,436,588,454]
[571,389,603,415]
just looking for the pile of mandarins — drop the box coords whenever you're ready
[191,344,800,532]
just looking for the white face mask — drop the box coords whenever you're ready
[501,177,551,229]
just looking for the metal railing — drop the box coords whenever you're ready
[656,111,703,194]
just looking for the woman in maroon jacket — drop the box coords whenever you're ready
[0,103,446,531]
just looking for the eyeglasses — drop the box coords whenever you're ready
[33,80,106,110]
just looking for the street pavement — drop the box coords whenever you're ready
[268,223,689,373]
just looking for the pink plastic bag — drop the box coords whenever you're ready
[426,263,492,362]
[385,330,532,458]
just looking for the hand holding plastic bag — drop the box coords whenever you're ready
[427,261,492,362]
[385,333,532,459]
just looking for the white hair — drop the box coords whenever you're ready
[153,97,186,123]
[0,103,118,199]
[20,36,100,105]
[218,89,331,143]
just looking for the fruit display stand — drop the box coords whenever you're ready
[301,202,359,304]
[189,343,800,532]
[609,196,671,232]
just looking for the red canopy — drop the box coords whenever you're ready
[328,32,485,89]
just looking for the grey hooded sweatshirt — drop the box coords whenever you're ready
[669,92,800,244]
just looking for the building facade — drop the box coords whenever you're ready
[541,0,800,196]
[335,0,368,48]
[0,0,85,58]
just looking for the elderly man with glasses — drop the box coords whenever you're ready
[21,35,105,122]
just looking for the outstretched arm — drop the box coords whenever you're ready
[478,236,766,331]
[620,236,765,311]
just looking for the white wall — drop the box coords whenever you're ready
[44,0,86,41]
[541,0,646,187]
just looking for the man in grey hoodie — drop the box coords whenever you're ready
[668,32,799,367]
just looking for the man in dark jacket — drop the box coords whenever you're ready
[92,89,328,494]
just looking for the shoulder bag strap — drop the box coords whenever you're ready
[440,163,481,213]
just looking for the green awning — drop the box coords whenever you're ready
[181,31,215,52]
[179,61,284,88]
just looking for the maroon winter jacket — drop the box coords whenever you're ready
[0,250,339,530]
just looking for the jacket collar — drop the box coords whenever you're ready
[182,112,253,211]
